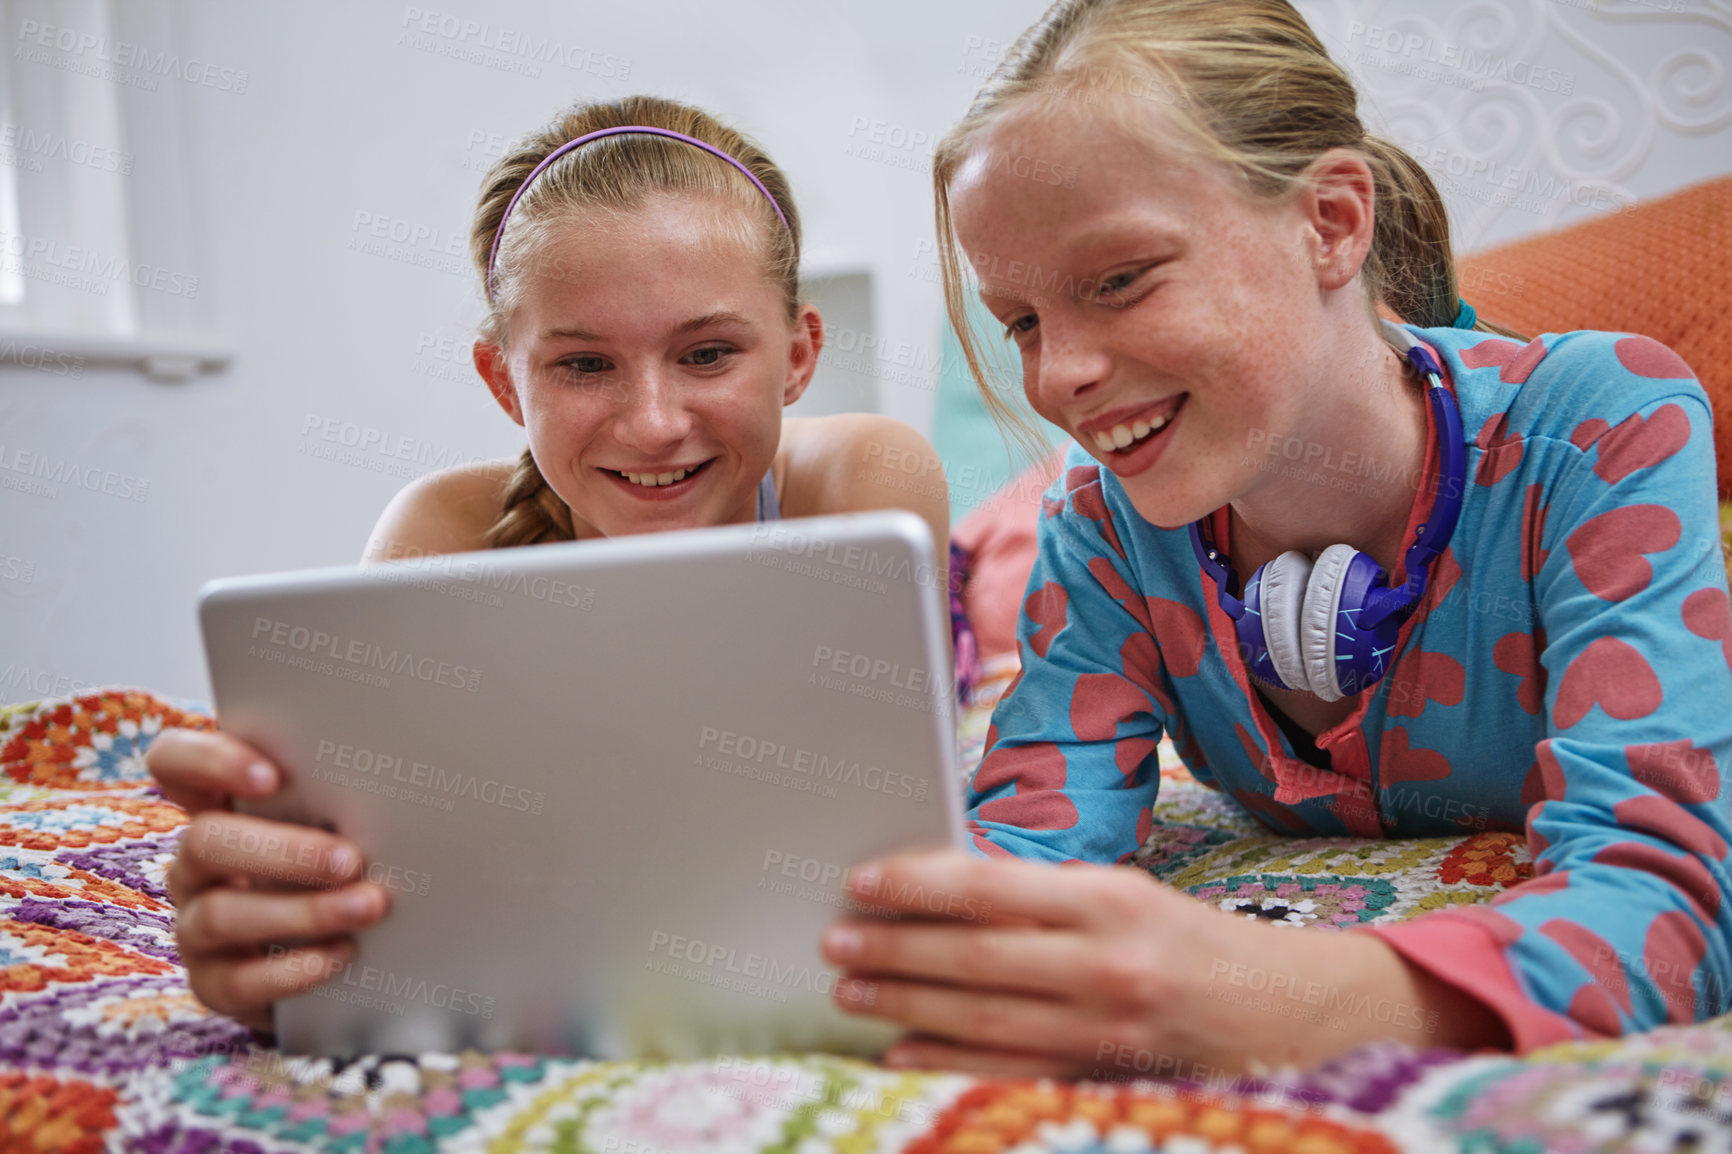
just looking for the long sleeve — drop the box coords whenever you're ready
[965,464,1172,864]
[1360,333,1732,1048]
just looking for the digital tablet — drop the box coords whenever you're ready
[198,510,964,1059]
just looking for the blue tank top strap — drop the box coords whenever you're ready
[754,468,780,522]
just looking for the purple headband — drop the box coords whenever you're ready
[485,125,792,303]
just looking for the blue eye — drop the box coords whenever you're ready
[1100,271,1139,296]
[1002,315,1037,340]
[564,356,610,375]
[685,346,730,367]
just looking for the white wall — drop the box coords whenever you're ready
[2,0,1728,702]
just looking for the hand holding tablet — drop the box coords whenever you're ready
[192,511,963,1058]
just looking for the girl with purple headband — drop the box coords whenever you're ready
[146,96,955,1030]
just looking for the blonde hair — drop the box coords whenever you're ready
[932,0,1521,450]
[471,96,803,549]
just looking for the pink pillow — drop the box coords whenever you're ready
[952,448,1067,660]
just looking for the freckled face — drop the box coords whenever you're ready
[498,198,795,537]
[949,100,1330,529]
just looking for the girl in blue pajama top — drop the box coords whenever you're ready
[819,0,1732,1076]
[968,325,1732,1050]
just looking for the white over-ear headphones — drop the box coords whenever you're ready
[1189,324,1467,701]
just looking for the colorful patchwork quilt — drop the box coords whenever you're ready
[4,536,1732,1154]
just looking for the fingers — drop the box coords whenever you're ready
[175,881,389,955]
[175,879,389,1030]
[184,937,356,1028]
[823,919,1088,999]
[846,849,1153,930]
[169,812,363,904]
[880,1036,1093,1080]
[834,975,1130,1066]
[147,729,278,813]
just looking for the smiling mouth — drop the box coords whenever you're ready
[1086,399,1184,454]
[606,459,713,488]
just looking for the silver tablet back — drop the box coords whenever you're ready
[200,511,962,1059]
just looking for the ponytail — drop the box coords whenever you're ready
[1360,135,1524,338]
[483,449,575,550]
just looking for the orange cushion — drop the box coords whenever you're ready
[1457,175,1732,499]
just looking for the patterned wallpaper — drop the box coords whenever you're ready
[1298,0,1731,251]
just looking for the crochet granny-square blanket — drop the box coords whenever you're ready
[3,679,1730,1153]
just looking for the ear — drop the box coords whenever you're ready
[781,304,824,407]
[473,338,525,427]
[1300,148,1377,292]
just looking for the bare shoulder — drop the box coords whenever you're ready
[361,459,517,564]
[779,414,949,551]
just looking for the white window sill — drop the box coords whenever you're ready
[0,329,231,382]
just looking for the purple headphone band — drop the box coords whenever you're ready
[484,126,792,304]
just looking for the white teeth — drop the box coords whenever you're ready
[618,467,694,488]
[1091,411,1172,454]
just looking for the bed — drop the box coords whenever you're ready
[5,619,1732,1153]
